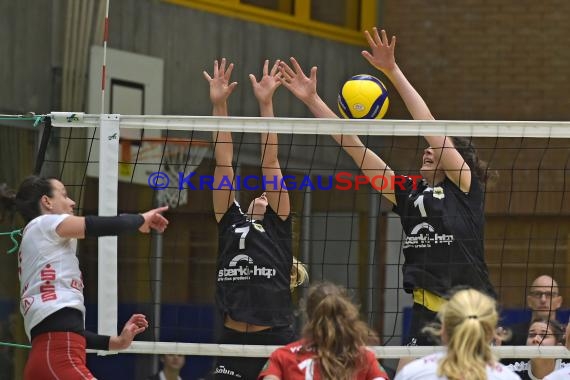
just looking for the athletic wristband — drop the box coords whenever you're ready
[84,330,111,350]
[85,214,145,237]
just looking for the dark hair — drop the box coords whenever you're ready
[302,282,378,380]
[15,176,54,223]
[450,137,490,184]
[528,318,566,345]
[0,183,17,223]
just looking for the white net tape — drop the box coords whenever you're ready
[86,342,570,359]
[50,113,570,138]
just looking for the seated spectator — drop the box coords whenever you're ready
[504,275,563,346]
[147,354,186,380]
[258,282,389,380]
[506,319,567,379]
[544,320,570,379]
[395,288,519,380]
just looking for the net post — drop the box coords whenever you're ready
[98,114,120,346]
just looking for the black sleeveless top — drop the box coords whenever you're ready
[216,202,293,326]
[393,177,496,298]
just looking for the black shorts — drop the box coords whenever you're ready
[212,325,296,379]
[406,302,440,346]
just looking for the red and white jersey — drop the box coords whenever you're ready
[258,339,389,380]
[395,352,521,380]
[18,214,85,340]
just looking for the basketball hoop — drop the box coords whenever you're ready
[120,137,210,208]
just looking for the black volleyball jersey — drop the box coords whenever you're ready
[393,176,496,298]
[216,201,293,327]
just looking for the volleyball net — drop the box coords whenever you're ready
[4,113,570,377]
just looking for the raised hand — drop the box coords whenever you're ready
[278,57,318,104]
[203,58,238,107]
[361,28,397,74]
[140,206,169,233]
[249,59,281,106]
[110,314,149,350]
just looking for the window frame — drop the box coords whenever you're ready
[162,0,377,46]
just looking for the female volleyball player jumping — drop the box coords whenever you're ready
[396,288,519,380]
[259,281,389,380]
[278,27,495,363]
[14,175,169,380]
[203,58,307,380]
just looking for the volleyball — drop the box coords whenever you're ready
[337,74,389,119]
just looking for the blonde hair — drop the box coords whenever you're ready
[290,256,308,291]
[425,289,498,380]
[302,282,378,380]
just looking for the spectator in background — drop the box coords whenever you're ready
[506,319,566,379]
[544,321,570,379]
[504,275,563,346]
[147,354,186,380]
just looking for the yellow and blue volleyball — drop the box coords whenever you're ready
[337,74,389,119]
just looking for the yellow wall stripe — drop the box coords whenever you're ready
[162,0,376,46]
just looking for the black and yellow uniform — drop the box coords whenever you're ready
[214,201,295,379]
[393,177,496,345]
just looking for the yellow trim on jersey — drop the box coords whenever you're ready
[162,0,377,46]
[413,288,447,312]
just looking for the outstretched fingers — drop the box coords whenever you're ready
[213,59,220,77]
[364,29,377,48]
[381,29,396,49]
[309,66,318,81]
[248,73,258,86]
[202,70,213,82]
[219,58,226,76]
[281,59,297,76]
[289,57,305,75]
[270,59,280,77]
[262,59,269,76]
[372,27,383,46]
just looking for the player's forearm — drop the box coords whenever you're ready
[384,65,434,121]
[213,131,233,166]
[109,335,131,351]
[258,100,275,118]
[261,133,278,166]
[84,330,111,350]
[56,214,145,239]
[303,94,338,119]
[212,102,228,117]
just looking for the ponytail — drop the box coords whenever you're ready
[424,289,497,380]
